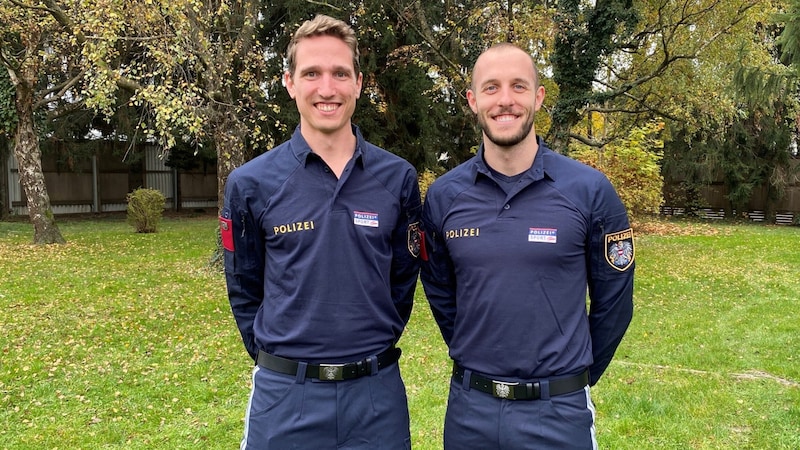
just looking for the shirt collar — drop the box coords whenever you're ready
[289,124,366,167]
[472,136,552,184]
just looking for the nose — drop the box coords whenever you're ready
[497,86,515,106]
[317,73,336,97]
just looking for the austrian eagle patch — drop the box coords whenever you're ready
[407,222,422,258]
[605,228,634,271]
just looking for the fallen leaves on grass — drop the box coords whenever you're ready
[632,217,728,236]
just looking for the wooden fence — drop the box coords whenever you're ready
[3,142,799,224]
[661,158,800,224]
[4,142,217,216]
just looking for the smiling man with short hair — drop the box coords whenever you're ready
[421,42,635,449]
[221,14,421,450]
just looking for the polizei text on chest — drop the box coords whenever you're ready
[445,227,481,239]
[274,221,316,235]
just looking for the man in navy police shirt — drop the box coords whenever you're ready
[420,43,634,449]
[221,15,421,449]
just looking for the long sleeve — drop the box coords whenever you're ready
[586,178,635,385]
[390,168,422,327]
[419,190,458,346]
[221,173,266,362]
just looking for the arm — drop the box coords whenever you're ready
[221,175,266,362]
[419,192,457,346]
[586,178,635,385]
[390,168,422,327]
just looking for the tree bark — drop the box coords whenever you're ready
[213,110,248,215]
[208,110,248,269]
[547,120,573,155]
[11,58,65,244]
[0,135,9,220]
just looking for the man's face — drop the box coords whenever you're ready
[467,48,545,148]
[285,35,363,135]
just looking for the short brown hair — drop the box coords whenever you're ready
[286,14,360,77]
[470,43,539,90]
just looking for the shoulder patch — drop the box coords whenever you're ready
[220,216,234,252]
[407,222,422,258]
[605,228,634,271]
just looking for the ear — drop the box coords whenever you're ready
[355,72,363,99]
[533,85,546,112]
[284,71,295,99]
[466,89,478,114]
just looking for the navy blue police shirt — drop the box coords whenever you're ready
[420,138,634,386]
[221,125,421,363]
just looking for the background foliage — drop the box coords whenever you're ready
[3,0,800,237]
[572,121,665,217]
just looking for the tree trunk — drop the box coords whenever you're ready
[0,135,9,220]
[12,61,65,244]
[214,111,249,215]
[209,110,248,269]
[547,119,573,155]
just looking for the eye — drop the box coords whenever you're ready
[484,85,498,93]
[334,71,350,79]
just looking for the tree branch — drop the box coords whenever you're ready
[7,0,55,14]
[33,70,86,110]
[41,0,86,45]
[568,132,612,148]
[304,0,342,11]
[388,1,469,88]
[83,34,175,42]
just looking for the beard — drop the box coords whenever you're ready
[477,111,535,147]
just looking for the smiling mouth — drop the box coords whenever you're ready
[493,114,517,123]
[317,103,339,112]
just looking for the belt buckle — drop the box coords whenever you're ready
[319,364,346,381]
[491,380,519,399]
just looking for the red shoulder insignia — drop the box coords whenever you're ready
[220,217,234,252]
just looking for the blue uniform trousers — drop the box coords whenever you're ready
[444,375,597,449]
[241,362,411,449]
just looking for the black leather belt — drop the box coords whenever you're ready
[257,347,401,381]
[452,363,588,400]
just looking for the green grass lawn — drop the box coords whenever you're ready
[1,215,798,449]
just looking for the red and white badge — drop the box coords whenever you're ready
[220,216,234,252]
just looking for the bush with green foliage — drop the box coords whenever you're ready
[571,122,665,217]
[418,169,439,202]
[126,188,166,233]
[0,70,17,138]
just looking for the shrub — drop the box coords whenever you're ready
[126,188,166,233]
[571,122,665,217]
[418,169,438,201]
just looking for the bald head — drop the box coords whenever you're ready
[470,43,539,91]
[466,42,546,155]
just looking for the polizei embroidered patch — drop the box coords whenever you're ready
[354,211,379,228]
[605,228,634,271]
[528,228,557,243]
